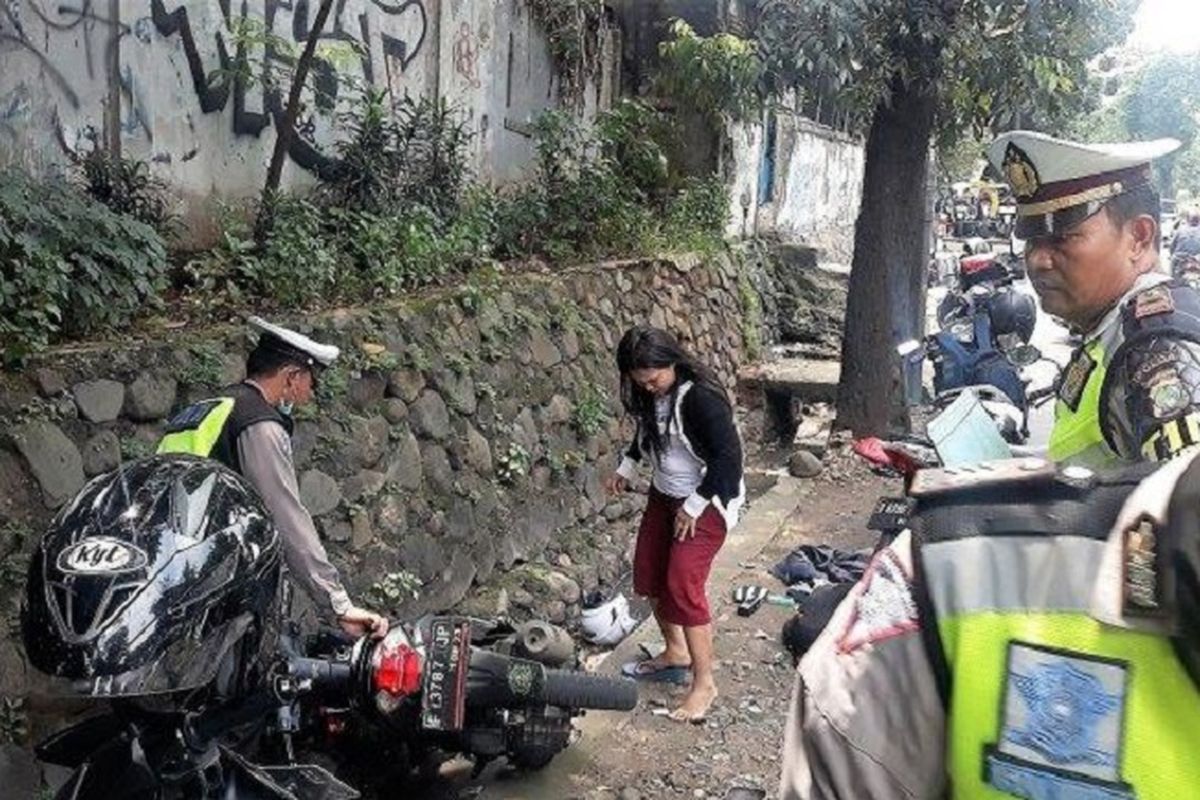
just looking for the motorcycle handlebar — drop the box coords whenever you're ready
[1027,386,1057,406]
[287,656,353,694]
[184,653,352,750]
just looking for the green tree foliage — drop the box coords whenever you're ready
[1122,54,1200,196]
[1059,53,1200,198]
[755,0,1137,434]
[657,20,764,123]
[759,0,1135,144]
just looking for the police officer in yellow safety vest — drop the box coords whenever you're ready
[985,131,1200,468]
[158,316,388,640]
[779,452,1200,800]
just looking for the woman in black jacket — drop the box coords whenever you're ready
[606,326,745,723]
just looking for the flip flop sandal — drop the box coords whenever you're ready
[732,585,769,617]
[621,659,692,685]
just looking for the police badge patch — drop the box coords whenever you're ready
[1003,143,1041,200]
[984,642,1134,800]
[1059,349,1097,412]
[1147,369,1189,420]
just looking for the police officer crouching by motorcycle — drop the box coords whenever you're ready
[986,132,1200,468]
[158,316,388,639]
[778,132,1200,800]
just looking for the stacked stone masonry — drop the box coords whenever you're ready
[0,254,747,712]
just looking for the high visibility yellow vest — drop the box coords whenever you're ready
[157,383,288,473]
[918,489,1200,799]
[1048,340,1119,469]
[157,397,236,459]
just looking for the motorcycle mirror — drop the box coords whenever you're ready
[897,339,923,357]
[1008,344,1042,367]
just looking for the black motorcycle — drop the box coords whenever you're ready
[23,456,637,799]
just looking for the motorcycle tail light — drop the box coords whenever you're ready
[373,641,423,697]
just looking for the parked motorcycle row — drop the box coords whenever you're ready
[22,456,638,799]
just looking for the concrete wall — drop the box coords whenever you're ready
[0,0,619,245]
[739,112,865,263]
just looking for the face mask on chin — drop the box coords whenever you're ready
[277,399,295,416]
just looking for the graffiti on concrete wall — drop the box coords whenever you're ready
[0,0,434,175]
[452,21,480,89]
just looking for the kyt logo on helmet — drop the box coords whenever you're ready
[57,538,149,576]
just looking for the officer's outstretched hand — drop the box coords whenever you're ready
[339,606,390,639]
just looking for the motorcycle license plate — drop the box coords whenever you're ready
[868,496,915,532]
[421,618,470,732]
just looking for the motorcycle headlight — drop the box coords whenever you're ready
[949,320,974,343]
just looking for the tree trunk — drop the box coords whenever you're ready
[835,77,937,436]
[255,0,337,244]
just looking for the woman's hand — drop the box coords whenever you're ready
[604,472,628,497]
[674,507,698,540]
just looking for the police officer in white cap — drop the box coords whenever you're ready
[987,131,1200,467]
[777,133,1200,800]
[159,316,388,639]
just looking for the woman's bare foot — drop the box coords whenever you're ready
[670,681,717,723]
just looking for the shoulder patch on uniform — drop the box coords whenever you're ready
[1133,284,1175,319]
[1059,348,1097,412]
[836,547,918,653]
[984,642,1134,799]
[1143,366,1190,420]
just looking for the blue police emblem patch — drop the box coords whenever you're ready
[984,642,1136,800]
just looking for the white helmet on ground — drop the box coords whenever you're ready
[580,592,637,646]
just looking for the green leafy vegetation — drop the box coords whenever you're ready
[367,569,423,611]
[496,443,532,485]
[1067,53,1200,198]
[78,145,177,236]
[6,90,726,362]
[0,168,168,365]
[178,343,226,389]
[493,101,728,262]
[572,383,609,437]
[657,20,763,123]
[0,696,27,745]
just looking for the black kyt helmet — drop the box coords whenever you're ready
[22,454,281,698]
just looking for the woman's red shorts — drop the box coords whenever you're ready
[632,487,727,627]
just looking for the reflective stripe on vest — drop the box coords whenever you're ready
[1048,340,1118,468]
[923,535,1200,799]
[157,398,236,458]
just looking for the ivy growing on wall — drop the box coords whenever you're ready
[525,0,605,103]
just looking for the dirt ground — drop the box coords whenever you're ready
[442,447,895,800]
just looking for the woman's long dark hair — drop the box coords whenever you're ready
[616,325,729,457]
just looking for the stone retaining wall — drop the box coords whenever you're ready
[0,254,748,718]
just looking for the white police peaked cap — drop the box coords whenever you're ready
[986,130,1180,239]
[247,315,340,368]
